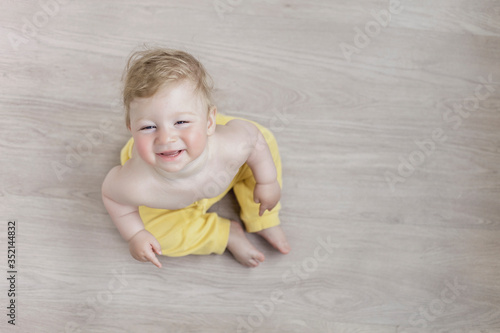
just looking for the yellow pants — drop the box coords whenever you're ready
[120,114,282,257]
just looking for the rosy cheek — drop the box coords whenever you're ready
[135,137,152,161]
[186,131,205,152]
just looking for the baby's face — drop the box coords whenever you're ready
[128,80,214,173]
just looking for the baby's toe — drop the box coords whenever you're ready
[249,251,265,267]
[248,259,259,267]
[277,241,291,254]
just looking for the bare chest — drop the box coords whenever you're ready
[137,159,244,210]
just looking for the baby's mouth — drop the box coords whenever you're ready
[158,150,183,157]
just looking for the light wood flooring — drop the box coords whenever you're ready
[1,0,500,332]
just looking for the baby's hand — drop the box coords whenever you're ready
[128,229,163,268]
[253,180,281,216]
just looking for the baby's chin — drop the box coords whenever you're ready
[156,157,197,174]
[154,161,189,174]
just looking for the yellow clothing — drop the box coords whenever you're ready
[120,114,282,257]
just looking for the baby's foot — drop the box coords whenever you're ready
[256,226,291,254]
[227,221,265,267]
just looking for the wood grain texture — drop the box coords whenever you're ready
[1,0,500,332]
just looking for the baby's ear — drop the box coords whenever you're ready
[207,106,217,135]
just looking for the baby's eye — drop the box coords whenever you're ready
[175,121,189,125]
[140,126,156,130]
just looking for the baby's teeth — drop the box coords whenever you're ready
[161,150,180,156]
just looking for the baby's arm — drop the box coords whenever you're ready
[232,121,281,216]
[101,167,162,268]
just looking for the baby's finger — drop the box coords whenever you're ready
[153,241,162,256]
[144,246,162,268]
[147,252,162,268]
[259,204,266,216]
[152,257,162,268]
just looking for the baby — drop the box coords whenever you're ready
[101,48,290,268]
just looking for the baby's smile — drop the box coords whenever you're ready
[156,149,184,161]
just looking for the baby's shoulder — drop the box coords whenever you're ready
[224,118,258,132]
[212,119,259,163]
[101,163,146,206]
[216,119,259,146]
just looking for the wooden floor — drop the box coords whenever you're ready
[1,0,500,332]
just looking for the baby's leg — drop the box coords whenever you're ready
[232,122,291,255]
[139,206,231,257]
[227,221,265,267]
[256,225,290,254]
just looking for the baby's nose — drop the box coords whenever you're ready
[158,129,177,143]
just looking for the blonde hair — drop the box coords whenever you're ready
[122,47,214,128]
